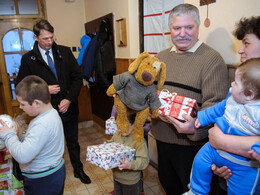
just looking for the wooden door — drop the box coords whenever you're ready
[0,20,39,116]
[0,0,46,117]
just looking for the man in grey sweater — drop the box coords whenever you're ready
[151,4,229,194]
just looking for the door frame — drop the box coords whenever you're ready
[0,0,46,116]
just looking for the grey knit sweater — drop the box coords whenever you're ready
[113,72,161,111]
[151,43,229,145]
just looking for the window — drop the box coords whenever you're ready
[2,29,35,99]
[0,0,45,19]
[0,0,45,116]
[0,0,16,15]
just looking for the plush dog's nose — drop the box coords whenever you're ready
[142,71,152,81]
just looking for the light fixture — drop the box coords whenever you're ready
[65,0,75,2]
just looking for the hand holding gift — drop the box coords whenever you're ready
[166,114,196,134]
[117,154,131,170]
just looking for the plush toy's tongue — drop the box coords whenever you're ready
[142,71,152,81]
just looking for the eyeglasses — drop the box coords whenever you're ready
[37,35,57,42]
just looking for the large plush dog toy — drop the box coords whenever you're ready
[106,52,166,141]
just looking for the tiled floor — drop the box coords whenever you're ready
[63,121,166,195]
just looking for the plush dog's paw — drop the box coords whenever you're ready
[106,84,117,97]
[116,117,129,135]
[151,109,159,118]
[132,125,144,142]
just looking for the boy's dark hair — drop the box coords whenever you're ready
[233,16,260,40]
[127,110,136,125]
[114,108,136,125]
[238,58,260,100]
[33,19,54,36]
[15,75,51,105]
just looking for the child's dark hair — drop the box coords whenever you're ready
[237,58,260,100]
[15,75,51,105]
[127,110,136,125]
[114,108,136,125]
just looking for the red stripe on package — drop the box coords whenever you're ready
[158,90,198,121]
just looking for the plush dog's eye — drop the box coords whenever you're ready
[148,63,150,65]
[153,61,161,72]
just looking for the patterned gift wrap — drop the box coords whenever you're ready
[158,90,198,121]
[0,158,12,195]
[0,174,24,195]
[105,117,118,135]
[86,142,136,170]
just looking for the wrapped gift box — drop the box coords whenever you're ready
[0,172,12,195]
[12,174,24,195]
[0,151,22,195]
[158,90,198,121]
[86,142,135,170]
[105,117,118,135]
[0,158,12,174]
[0,151,13,195]
[0,174,24,195]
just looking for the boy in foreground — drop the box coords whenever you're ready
[0,75,65,195]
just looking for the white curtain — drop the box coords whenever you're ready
[143,0,183,55]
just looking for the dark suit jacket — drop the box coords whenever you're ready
[16,41,83,122]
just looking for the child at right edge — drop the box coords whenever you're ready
[184,58,260,195]
[107,110,149,195]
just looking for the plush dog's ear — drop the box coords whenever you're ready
[128,51,150,74]
[157,62,166,89]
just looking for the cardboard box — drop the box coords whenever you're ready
[105,117,118,135]
[158,90,198,121]
[86,142,135,170]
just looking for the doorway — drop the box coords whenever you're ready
[0,0,46,116]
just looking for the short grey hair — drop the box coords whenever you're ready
[168,4,200,29]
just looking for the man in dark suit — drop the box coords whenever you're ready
[16,19,91,184]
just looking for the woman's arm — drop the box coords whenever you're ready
[209,123,260,158]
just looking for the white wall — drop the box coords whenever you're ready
[85,0,139,58]
[45,0,86,58]
[183,0,260,64]
[128,0,140,58]
[84,0,260,63]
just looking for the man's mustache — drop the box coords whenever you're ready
[174,36,192,41]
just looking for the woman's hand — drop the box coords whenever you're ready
[248,149,260,162]
[208,124,225,150]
